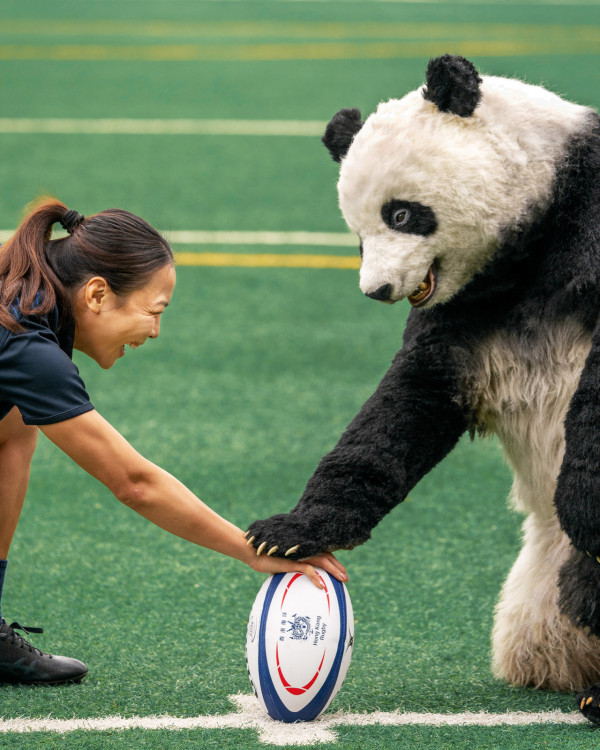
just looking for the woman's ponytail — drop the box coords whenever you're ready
[0,198,69,333]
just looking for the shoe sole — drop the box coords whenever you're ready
[0,671,88,686]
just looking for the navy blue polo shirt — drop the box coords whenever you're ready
[0,303,94,425]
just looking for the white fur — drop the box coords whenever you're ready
[468,320,600,690]
[338,77,590,303]
[468,319,590,517]
[492,513,600,691]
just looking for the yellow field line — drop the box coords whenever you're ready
[173,252,360,269]
[0,226,359,268]
[2,20,600,42]
[0,39,598,61]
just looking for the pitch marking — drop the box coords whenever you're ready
[173,252,360,269]
[0,39,597,61]
[3,20,599,40]
[166,230,355,246]
[0,694,586,746]
[0,229,359,269]
[0,229,356,245]
[0,118,326,136]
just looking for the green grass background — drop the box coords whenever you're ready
[1,1,600,748]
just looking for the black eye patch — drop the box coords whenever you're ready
[381,200,437,236]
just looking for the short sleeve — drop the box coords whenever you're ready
[0,323,94,425]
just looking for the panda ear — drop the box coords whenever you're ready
[422,55,482,117]
[322,108,363,163]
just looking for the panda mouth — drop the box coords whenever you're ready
[408,263,438,307]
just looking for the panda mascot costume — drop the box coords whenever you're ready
[246,54,600,722]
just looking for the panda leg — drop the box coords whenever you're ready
[492,512,600,692]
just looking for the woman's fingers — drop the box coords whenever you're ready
[302,552,348,582]
[324,552,348,578]
[297,564,324,589]
[251,555,324,588]
[247,543,348,589]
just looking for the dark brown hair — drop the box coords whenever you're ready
[0,197,174,333]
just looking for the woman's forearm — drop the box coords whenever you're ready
[122,462,253,559]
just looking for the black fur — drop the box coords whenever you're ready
[247,114,600,581]
[423,55,482,118]
[322,108,364,163]
[577,683,600,723]
[558,549,600,636]
[381,200,438,236]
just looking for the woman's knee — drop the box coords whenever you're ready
[0,408,38,458]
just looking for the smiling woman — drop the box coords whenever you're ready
[72,264,174,369]
[0,198,347,688]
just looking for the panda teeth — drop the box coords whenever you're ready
[408,264,437,307]
[409,278,431,301]
[410,287,429,301]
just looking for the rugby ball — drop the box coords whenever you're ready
[246,568,354,722]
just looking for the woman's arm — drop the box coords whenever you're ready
[40,409,347,587]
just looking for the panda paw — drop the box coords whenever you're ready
[244,510,366,561]
[577,684,600,724]
[244,513,325,560]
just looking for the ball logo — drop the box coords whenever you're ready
[247,615,257,643]
[287,615,312,641]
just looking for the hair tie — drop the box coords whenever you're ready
[60,209,85,234]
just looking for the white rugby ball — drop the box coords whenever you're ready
[246,568,354,723]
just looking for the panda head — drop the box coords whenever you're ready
[322,55,590,308]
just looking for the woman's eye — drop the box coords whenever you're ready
[393,208,410,227]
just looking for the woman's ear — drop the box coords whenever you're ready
[83,277,110,313]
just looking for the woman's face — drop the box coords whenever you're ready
[73,263,176,369]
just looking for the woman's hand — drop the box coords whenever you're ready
[248,549,348,589]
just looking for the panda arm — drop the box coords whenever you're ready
[552,318,600,635]
[246,331,468,560]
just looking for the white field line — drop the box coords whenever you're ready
[0,118,326,136]
[0,694,587,746]
[165,230,356,246]
[0,229,356,247]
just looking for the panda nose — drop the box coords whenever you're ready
[365,284,392,302]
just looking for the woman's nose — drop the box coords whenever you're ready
[150,316,161,338]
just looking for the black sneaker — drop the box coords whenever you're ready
[0,620,88,685]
